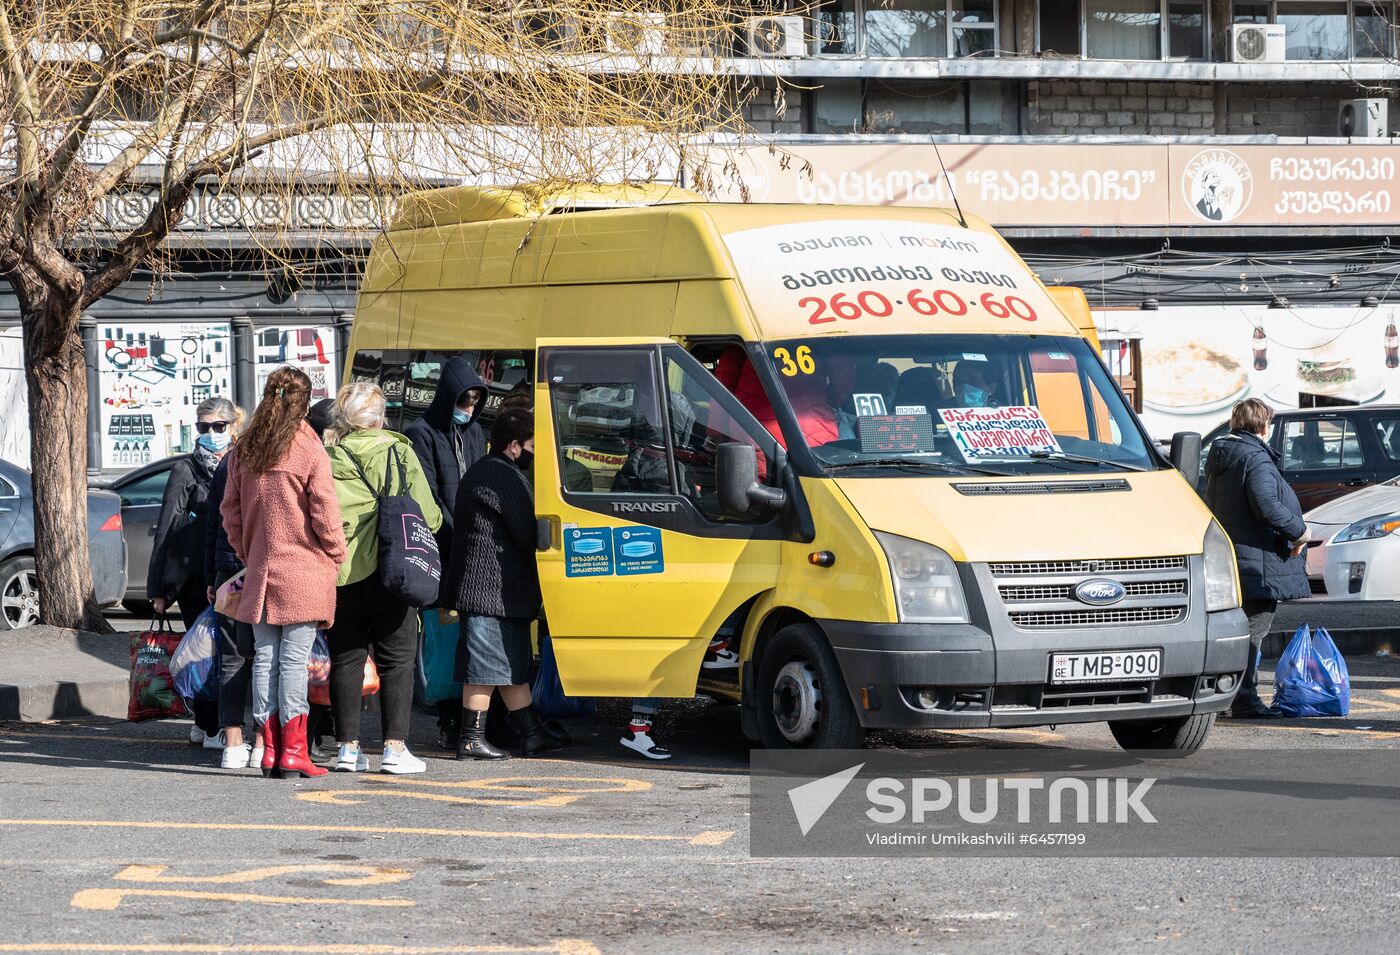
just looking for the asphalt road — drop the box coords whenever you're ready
[4,651,1400,955]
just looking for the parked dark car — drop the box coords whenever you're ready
[98,455,185,614]
[0,459,127,629]
[1198,405,1400,512]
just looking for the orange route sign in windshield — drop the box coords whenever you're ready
[720,220,1074,340]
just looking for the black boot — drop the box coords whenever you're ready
[456,708,510,761]
[534,707,572,749]
[506,706,567,757]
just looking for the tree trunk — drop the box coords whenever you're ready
[22,295,113,634]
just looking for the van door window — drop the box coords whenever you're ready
[663,351,772,521]
[1281,419,1363,470]
[348,348,530,432]
[548,349,674,496]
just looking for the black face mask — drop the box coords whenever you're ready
[516,450,534,472]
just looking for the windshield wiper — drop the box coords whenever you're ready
[1027,450,1150,473]
[824,458,1013,477]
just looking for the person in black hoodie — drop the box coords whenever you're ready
[405,357,488,747]
[1203,398,1310,719]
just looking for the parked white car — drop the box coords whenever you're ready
[1304,477,1400,599]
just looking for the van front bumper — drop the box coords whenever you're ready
[820,608,1251,730]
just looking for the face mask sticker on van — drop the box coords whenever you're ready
[613,527,664,576]
[565,527,615,577]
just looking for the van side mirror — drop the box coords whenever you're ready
[718,443,788,518]
[1169,431,1202,487]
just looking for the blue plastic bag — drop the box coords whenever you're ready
[1272,624,1351,717]
[531,634,596,720]
[169,606,220,702]
[420,609,463,705]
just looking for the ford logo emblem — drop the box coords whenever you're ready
[1074,578,1127,606]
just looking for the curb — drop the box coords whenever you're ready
[0,626,130,722]
[1263,627,1400,659]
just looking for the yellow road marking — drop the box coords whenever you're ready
[0,943,600,954]
[361,776,653,794]
[70,888,415,911]
[297,791,583,809]
[113,864,411,886]
[0,819,734,847]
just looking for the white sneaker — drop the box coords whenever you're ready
[380,745,426,775]
[201,729,227,751]
[250,744,265,767]
[701,648,740,670]
[220,743,252,769]
[620,725,672,760]
[189,725,208,745]
[335,743,369,773]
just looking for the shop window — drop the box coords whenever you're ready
[1232,0,1394,58]
[1280,419,1363,470]
[1168,0,1207,57]
[1044,0,1208,59]
[1039,0,1084,53]
[816,0,860,53]
[1086,0,1162,58]
[866,0,948,56]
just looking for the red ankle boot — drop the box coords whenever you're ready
[278,713,326,779]
[259,715,281,778]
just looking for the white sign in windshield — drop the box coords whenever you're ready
[939,406,1063,461]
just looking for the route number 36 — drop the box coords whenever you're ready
[773,345,816,377]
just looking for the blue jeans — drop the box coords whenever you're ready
[252,621,319,726]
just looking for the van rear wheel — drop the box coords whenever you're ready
[756,623,864,750]
[1108,713,1215,753]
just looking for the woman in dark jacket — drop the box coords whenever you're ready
[442,409,565,760]
[406,357,488,748]
[150,396,238,747]
[1204,398,1310,719]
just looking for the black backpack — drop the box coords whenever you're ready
[346,444,442,607]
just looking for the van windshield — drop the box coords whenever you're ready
[763,334,1157,476]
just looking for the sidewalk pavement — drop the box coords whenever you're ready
[0,626,129,722]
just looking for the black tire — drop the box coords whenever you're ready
[1108,713,1215,753]
[0,555,39,631]
[755,623,864,750]
[123,598,155,618]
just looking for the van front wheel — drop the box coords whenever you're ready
[756,623,864,750]
[1108,713,1215,753]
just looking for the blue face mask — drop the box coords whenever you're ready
[961,386,988,407]
[452,408,472,426]
[196,431,230,453]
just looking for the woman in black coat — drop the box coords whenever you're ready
[149,396,238,745]
[1203,398,1310,719]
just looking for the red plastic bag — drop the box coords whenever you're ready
[128,617,188,721]
[308,654,380,707]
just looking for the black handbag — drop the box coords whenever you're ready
[346,444,442,607]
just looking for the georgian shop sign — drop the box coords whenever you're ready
[717,143,1400,228]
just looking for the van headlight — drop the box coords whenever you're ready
[1334,513,1400,543]
[1203,520,1240,612]
[873,532,969,624]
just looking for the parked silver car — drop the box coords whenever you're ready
[0,459,127,629]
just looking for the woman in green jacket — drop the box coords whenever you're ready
[325,382,443,774]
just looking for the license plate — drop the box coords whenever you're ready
[1049,649,1162,684]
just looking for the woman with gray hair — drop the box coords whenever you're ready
[149,395,241,750]
[325,381,443,774]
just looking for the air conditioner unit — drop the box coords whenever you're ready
[745,15,806,57]
[1339,98,1389,138]
[1230,23,1286,63]
[603,11,668,56]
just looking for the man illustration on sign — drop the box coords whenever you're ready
[1195,169,1225,221]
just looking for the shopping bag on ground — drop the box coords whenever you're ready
[127,616,188,721]
[421,608,463,705]
[531,634,596,720]
[169,606,221,702]
[1273,624,1351,717]
[214,569,245,617]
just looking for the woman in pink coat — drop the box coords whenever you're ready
[222,367,346,779]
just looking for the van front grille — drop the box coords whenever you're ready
[999,580,1187,602]
[1009,607,1185,629]
[988,557,1186,576]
